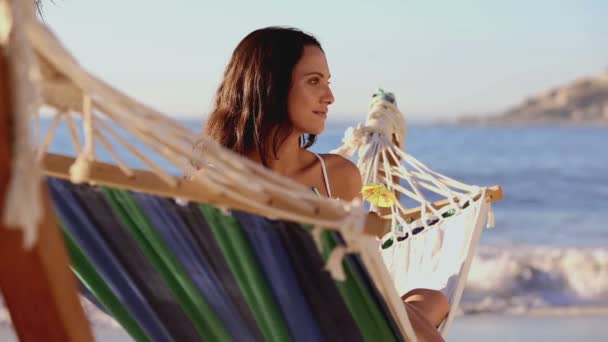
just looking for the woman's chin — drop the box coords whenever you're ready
[308,124,325,135]
[295,124,324,135]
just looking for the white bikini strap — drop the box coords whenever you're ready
[313,153,332,198]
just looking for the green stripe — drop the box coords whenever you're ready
[321,231,397,342]
[61,226,150,342]
[198,205,291,342]
[101,188,230,341]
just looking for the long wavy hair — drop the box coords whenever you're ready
[195,26,321,167]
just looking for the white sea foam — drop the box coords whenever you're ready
[459,245,608,315]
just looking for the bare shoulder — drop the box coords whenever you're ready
[320,153,362,201]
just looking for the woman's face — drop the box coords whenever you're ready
[287,45,335,135]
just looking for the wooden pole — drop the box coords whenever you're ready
[0,41,93,342]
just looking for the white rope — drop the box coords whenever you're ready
[93,127,134,178]
[69,95,94,183]
[364,93,407,146]
[395,148,475,196]
[487,203,495,228]
[332,89,483,237]
[332,89,501,341]
[36,109,63,161]
[324,244,357,281]
[94,115,177,187]
[324,199,366,279]
[0,1,12,46]
[399,152,461,203]
[2,0,42,249]
[64,112,82,155]
[311,225,324,252]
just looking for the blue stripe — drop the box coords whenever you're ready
[48,179,173,342]
[234,211,325,342]
[133,193,258,341]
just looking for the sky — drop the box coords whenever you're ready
[40,0,608,122]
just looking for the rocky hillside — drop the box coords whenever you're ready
[460,71,608,125]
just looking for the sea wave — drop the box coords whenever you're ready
[459,245,608,315]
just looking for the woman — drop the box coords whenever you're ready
[198,26,448,342]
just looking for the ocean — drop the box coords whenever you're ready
[2,118,607,341]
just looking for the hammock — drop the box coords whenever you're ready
[0,1,502,341]
[332,89,502,336]
[49,177,403,341]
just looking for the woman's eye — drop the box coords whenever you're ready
[308,78,319,85]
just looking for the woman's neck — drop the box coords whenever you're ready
[245,133,306,177]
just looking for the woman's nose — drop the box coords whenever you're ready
[323,86,335,105]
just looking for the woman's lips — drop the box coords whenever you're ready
[313,111,327,117]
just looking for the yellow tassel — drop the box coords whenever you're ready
[361,183,397,208]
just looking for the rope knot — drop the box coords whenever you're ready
[324,243,361,281]
[366,94,407,146]
[69,153,92,183]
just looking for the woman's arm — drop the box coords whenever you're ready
[323,154,363,202]
[324,154,390,237]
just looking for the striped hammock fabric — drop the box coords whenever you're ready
[48,178,405,342]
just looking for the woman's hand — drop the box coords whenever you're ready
[364,211,391,238]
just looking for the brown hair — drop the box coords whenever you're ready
[196,26,321,166]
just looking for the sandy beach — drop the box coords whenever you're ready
[450,314,608,341]
[3,297,608,342]
[2,313,608,341]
